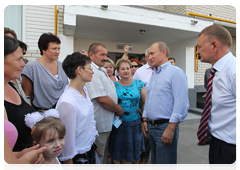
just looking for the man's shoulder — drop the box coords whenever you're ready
[168,65,185,73]
[138,64,149,71]
[134,64,151,78]
[226,55,236,73]
[216,52,236,76]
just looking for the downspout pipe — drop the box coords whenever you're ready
[55,5,58,36]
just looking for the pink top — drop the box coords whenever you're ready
[4,119,18,150]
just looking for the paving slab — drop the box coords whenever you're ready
[107,112,209,170]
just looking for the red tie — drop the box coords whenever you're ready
[197,67,217,144]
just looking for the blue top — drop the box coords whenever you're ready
[114,79,145,121]
[142,61,189,123]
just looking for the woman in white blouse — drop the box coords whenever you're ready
[56,52,98,164]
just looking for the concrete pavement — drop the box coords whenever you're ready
[107,112,209,170]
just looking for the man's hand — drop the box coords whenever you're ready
[161,123,178,146]
[116,104,123,117]
[124,45,129,54]
[141,121,149,138]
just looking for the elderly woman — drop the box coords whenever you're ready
[4,35,36,151]
[109,58,147,164]
[56,52,98,164]
[130,58,140,77]
[22,33,69,111]
[4,27,30,105]
[4,35,47,169]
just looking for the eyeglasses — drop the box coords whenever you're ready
[84,66,93,71]
[131,65,139,68]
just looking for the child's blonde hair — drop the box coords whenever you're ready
[32,117,66,143]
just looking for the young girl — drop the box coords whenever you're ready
[25,109,66,164]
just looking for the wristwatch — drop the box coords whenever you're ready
[142,120,148,123]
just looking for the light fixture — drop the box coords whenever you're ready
[191,20,198,25]
[101,5,108,10]
[140,30,146,34]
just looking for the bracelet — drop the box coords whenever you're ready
[142,120,148,123]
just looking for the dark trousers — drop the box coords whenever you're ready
[72,144,97,164]
[209,135,236,164]
[140,134,151,162]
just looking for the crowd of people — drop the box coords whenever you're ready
[4,24,236,165]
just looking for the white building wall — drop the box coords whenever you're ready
[163,5,187,14]
[24,5,55,50]
[168,37,198,89]
[139,5,236,22]
[194,62,212,86]
[185,5,236,21]
[23,5,73,62]
[230,37,236,56]
[138,5,236,87]
[186,47,195,89]
[58,35,74,62]
[143,5,236,22]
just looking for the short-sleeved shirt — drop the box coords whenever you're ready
[114,79,145,121]
[22,60,69,109]
[133,63,153,90]
[85,62,118,133]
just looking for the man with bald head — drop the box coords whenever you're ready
[196,25,236,164]
[141,42,189,164]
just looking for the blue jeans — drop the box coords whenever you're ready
[148,122,179,164]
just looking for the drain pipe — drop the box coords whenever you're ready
[55,5,58,36]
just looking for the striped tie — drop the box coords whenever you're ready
[197,67,217,144]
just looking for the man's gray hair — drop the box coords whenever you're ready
[199,24,232,48]
[145,47,150,57]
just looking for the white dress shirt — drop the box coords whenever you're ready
[133,63,153,90]
[210,52,236,145]
[85,62,118,133]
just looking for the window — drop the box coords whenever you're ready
[4,5,22,40]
